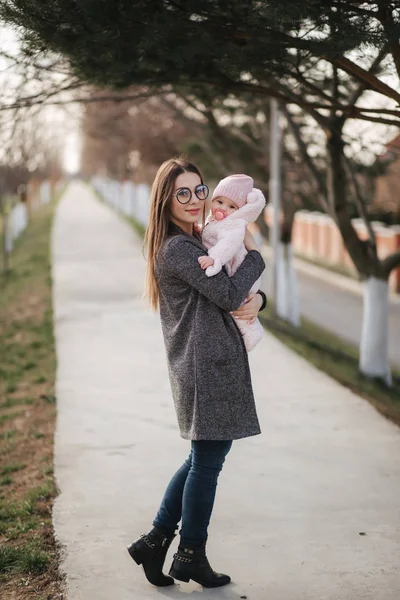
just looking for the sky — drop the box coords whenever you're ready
[0,26,82,173]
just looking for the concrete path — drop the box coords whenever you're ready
[52,182,400,600]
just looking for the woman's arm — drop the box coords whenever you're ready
[163,236,265,312]
[243,227,261,253]
[231,290,267,323]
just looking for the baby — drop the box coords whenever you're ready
[198,174,266,352]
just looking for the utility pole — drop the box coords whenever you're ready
[269,98,281,312]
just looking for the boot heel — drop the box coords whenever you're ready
[127,545,142,565]
[170,544,231,588]
[169,568,190,582]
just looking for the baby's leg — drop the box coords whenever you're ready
[235,317,264,352]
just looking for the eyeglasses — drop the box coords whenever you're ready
[173,184,209,204]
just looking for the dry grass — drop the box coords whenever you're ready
[0,197,64,599]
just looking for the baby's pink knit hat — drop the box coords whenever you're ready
[212,174,254,208]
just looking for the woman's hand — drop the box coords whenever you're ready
[230,292,263,324]
[244,227,260,252]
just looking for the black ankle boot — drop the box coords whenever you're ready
[127,527,176,587]
[169,542,231,588]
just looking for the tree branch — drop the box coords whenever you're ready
[160,96,206,130]
[329,54,400,105]
[344,158,376,248]
[266,80,330,129]
[290,69,336,105]
[175,93,208,117]
[326,124,379,277]
[347,46,389,108]
[382,250,400,278]
[0,87,159,111]
[229,78,399,127]
[350,113,400,127]
[376,1,400,79]
[283,105,329,214]
[0,79,84,110]
[304,105,400,116]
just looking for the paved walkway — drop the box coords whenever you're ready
[52,182,400,600]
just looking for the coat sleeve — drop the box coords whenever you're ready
[206,220,246,277]
[162,236,265,311]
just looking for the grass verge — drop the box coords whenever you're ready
[0,196,64,599]
[90,182,147,238]
[124,216,146,238]
[259,307,400,426]
[294,250,357,280]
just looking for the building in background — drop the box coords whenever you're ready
[374,132,400,219]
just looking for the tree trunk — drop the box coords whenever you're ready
[326,128,379,277]
[327,128,393,385]
[276,241,300,327]
[359,277,392,386]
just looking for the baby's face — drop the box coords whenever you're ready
[212,196,239,220]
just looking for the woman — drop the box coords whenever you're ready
[127,158,266,588]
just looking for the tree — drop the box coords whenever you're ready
[2,2,399,110]
[279,49,399,384]
[4,1,400,382]
[0,109,62,188]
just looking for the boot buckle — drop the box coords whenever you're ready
[173,552,193,564]
[140,533,156,549]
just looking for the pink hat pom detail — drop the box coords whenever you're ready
[212,174,254,208]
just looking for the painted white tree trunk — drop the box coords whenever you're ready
[359,277,392,385]
[276,242,300,327]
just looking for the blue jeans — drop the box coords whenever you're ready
[153,440,233,546]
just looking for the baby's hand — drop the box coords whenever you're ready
[198,256,215,270]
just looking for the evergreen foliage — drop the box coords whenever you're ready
[1,1,395,92]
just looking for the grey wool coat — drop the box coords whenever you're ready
[156,224,265,441]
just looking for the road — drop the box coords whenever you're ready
[295,270,400,368]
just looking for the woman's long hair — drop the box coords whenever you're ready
[143,157,204,310]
